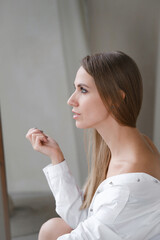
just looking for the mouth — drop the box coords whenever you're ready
[72,110,81,119]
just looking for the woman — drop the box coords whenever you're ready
[26,51,160,240]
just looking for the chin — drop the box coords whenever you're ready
[75,123,86,129]
[75,121,94,129]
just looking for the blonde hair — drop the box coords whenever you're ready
[80,51,143,209]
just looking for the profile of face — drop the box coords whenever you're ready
[67,66,109,129]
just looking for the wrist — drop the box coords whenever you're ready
[50,151,65,165]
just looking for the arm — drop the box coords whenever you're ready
[26,128,88,228]
[43,160,88,229]
[57,185,130,240]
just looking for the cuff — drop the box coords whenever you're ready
[43,160,70,179]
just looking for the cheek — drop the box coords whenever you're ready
[75,94,109,129]
[81,98,109,126]
[88,97,108,118]
[90,105,108,121]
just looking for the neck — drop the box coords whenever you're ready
[95,116,141,160]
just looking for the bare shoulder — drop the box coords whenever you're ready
[141,134,159,155]
[138,133,160,180]
[107,133,160,180]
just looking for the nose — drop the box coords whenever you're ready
[67,92,79,107]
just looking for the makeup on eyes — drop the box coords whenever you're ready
[73,83,89,93]
[73,83,89,89]
[80,86,88,93]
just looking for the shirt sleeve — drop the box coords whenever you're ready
[57,184,130,240]
[43,160,88,229]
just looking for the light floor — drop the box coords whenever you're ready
[12,233,38,240]
[9,191,58,240]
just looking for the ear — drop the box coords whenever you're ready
[120,89,126,100]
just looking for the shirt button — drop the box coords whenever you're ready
[154,180,159,183]
[109,181,113,185]
[97,190,100,194]
[90,208,93,212]
[137,178,140,182]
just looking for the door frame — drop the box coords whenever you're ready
[0,111,10,240]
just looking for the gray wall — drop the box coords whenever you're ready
[0,0,88,194]
[154,21,160,150]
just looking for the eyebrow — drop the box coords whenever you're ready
[74,83,90,88]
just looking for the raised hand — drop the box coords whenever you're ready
[26,128,64,165]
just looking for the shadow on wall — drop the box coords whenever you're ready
[87,0,160,141]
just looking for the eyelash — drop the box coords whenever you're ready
[74,86,88,94]
[80,87,88,93]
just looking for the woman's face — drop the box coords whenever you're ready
[67,66,109,129]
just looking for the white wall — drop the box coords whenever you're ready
[87,0,160,143]
[0,0,88,193]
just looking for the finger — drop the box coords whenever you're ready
[27,131,46,146]
[26,128,45,140]
[26,128,37,139]
[32,133,48,143]
[26,128,41,136]
[32,134,48,150]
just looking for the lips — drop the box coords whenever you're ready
[72,110,81,119]
[72,110,80,115]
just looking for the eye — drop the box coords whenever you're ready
[80,87,88,93]
[73,84,88,94]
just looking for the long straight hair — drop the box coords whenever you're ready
[80,51,143,209]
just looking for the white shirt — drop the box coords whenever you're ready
[43,160,160,240]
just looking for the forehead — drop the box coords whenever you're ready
[74,66,95,86]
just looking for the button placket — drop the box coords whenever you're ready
[89,188,102,215]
